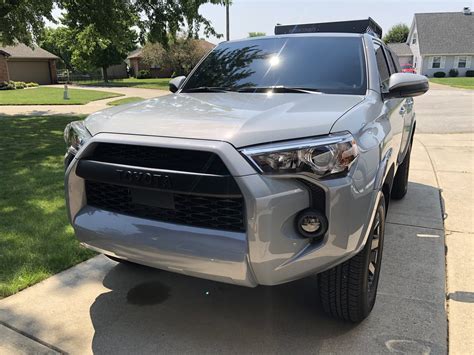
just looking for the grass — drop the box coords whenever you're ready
[0,87,122,105]
[107,96,145,106]
[430,77,474,89]
[79,77,171,90]
[0,115,95,298]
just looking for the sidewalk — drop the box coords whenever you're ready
[0,135,451,354]
[415,133,474,354]
[0,85,168,116]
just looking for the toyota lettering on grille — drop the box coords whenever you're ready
[116,169,172,189]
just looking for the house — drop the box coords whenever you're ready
[0,43,58,84]
[127,40,215,78]
[127,48,173,78]
[390,7,473,76]
[387,43,413,66]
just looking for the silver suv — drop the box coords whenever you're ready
[64,24,428,322]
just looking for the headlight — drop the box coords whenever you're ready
[240,132,358,179]
[64,120,92,155]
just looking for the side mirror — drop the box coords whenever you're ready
[169,76,186,93]
[384,73,429,99]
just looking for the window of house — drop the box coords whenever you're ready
[457,56,467,68]
[412,34,417,44]
[432,56,442,69]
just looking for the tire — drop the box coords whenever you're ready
[319,195,386,322]
[391,144,411,200]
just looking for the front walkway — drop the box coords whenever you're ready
[0,85,168,116]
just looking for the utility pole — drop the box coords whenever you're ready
[226,0,230,41]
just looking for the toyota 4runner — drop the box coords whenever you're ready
[64,19,428,322]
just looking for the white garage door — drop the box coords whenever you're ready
[8,60,52,84]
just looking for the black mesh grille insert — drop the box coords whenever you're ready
[85,181,245,232]
[89,143,230,175]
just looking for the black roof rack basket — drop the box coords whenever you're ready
[274,18,383,38]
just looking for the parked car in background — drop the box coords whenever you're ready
[64,19,429,323]
[401,64,417,74]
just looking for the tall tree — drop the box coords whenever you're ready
[0,0,55,46]
[383,23,410,43]
[59,0,137,82]
[134,0,225,46]
[38,27,74,69]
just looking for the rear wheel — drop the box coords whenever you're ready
[319,195,386,322]
[391,144,411,200]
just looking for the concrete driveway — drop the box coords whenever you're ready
[2,83,473,354]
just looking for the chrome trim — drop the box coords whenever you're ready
[239,132,356,175]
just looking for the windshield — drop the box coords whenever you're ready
[182,36,367,95]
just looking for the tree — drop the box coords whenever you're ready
[248,32,266,38]
[383,24,409,43]
[58,0,137,82]
[142,36,214,76]
[134,0,226,46]
[0,0,55,46]
[38,27,74,70]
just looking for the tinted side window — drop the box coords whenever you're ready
[388,50,401,73]
[373,42,391,92]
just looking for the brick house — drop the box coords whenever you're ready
[0,43,58,84]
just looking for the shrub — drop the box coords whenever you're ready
[26,82,39,87]
[0,81,16,90]
[137,69,151,79]
[449,69,459,77]
[433,72,446,78]
[13,81,26,89]
[466,70,474,77]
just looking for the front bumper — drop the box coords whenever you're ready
[66,133,378,287]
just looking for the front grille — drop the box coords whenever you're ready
[81,143,245,232]
[89,143,230,175]
[85,180,245,232]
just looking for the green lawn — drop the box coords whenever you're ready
[0,87,122,105]
[80,77,171,90]
[0,115,95,298]
[430,77,474,89]
[107,96,145,106]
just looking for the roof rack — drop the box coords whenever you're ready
[274,18,383,38]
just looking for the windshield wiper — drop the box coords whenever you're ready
[182,86,233,93]
[236,86,321,94]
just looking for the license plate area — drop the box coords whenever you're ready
[131,188,175,209]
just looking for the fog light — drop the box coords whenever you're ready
[296,209,328,239]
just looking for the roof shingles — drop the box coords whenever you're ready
[414,12,474,55]
[0,43,58,59]
[388,43,413,56]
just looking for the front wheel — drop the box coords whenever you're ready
[319,194,386,322]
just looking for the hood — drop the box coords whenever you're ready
[85,92,364,148]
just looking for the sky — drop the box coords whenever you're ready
[199,0,469,43]
[49,0,469,43]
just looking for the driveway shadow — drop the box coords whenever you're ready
[88,180,447,354]
[89,263,355,353]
